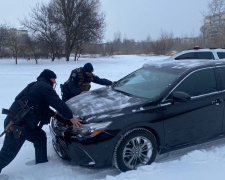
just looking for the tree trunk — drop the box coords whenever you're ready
[66,53,70,61]
[15,51,18,65]
[74,51,78,61]
[65,38,70,61]
[50,46,55,61]
[51,53,55,61]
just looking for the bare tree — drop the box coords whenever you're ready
[121,39,136,55]
[103,42,116,56]
[101,31,123,56]
[82,43,101,55]
[5,28,23,64]
[24,36,41,64]
[0,24,8,58]
[112,31,122,55]
[139,35,152,54]
[21,3,63,61]
[50,0,105,61]
[151,30,174,55]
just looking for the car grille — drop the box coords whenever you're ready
[53,137,71,160]
[50,120,71,160]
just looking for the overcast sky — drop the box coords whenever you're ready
[0,0,210,41]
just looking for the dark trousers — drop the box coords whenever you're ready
[62,93,70,102]
[0,126,48,173]
[61,88,73,102]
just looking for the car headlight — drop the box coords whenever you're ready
[66,121,112,138]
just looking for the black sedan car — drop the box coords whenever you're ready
[50,60,225,172]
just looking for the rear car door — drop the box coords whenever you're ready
[162,68,224,148]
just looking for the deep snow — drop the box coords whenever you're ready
[0,55,225,180]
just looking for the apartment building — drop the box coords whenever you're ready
[203,12,225,37]
[0,28,28,53]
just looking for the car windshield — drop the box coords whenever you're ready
[113,67,179,99]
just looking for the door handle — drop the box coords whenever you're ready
[212,99,223,105]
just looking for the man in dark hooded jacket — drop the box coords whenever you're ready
[0,69,81,174]
[61,63,116,102]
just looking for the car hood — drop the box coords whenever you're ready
[66,87,148,122]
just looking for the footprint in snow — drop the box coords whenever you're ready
[25,160,35,166]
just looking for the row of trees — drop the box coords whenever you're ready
[82,31,201,56]
[0,24,201,62]
[0,0,225,63]
[0,0,105,63]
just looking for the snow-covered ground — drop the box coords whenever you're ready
[1,55,225,180]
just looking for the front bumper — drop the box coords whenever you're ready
[49,120,116,168]
[50,124,71,160]
[50,124,97,166]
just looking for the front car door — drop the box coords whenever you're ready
[162,67,224,148]
[217,66,225,133]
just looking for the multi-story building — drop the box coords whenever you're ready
[203,12,225,37]
[173,37,200,44]
[7,28,28,41]
[17,29,28,41]
[0,28,28,53]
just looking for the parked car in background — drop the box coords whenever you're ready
[168,46,225,60]
[50,60,225,172]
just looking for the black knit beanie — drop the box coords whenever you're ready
[83,63,94,72]
[37,69,57,80]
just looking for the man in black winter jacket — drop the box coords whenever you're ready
[61,63,116,102]
[0,69,82,174]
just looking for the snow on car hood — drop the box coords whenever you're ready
[66,87,147,122]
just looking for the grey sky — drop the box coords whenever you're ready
[0,0,210,41]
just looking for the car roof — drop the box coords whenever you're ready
[186,47,225,51]
[181,48,225,53]
[168,47,225,60]
[143,60,225,72]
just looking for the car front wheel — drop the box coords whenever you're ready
[113,128,157,172]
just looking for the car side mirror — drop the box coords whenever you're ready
[172,91,191,102]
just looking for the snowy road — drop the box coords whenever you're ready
[1,55,225,180]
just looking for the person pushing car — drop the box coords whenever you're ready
[61,63,116,102]
[0,69,82,176]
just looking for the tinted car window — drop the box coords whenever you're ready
[175,52,215,60]
[217,52,225,59]
[197,52,214,59]
[218,67,225,89]
[173,68,217,97]
[175,52,195,60]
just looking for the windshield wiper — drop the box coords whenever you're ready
[113,88,133,97]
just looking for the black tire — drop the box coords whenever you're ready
[113,128,157,172]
